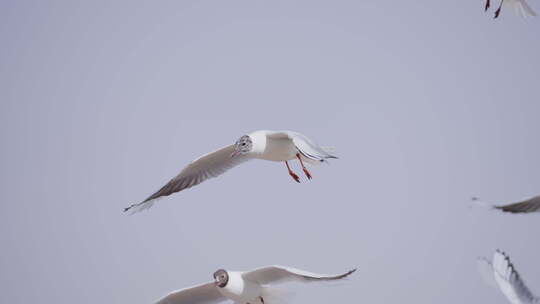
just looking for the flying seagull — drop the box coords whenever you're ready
[485,0,537,18]
[478,250,539,304]
[472,195,540,214]
[156,266,356,304]
[124,130,337,213]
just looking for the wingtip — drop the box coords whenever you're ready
[123,202,139,214]
[123,205,133,213]
[341,268,357,278]
[495,248,506,256]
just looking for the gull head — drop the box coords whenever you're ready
[231,135,253,158]
[213,269,229,288]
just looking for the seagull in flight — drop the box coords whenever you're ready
[478,250,539,304]
[124,130,337,213]
[484,0,537,18]
[472,195,540,214]
[156,265,356,304]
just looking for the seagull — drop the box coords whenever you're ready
[472,196,540,214]
[484,0,537,18]
[478,250,540,304]
[124,130,337,213]
[156,266,356,304]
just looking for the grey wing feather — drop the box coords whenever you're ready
[155,282,225,304]
[124,144,250,213]
[495,196,540,214]
[492,250,540,304]
[242,265,356,285]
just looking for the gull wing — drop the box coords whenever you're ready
[125,144,251,213]
[492,250,540,304]
[156,282,225,304]
[242,266,356,285]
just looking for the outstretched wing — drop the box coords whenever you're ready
[125,145,251,213]
[492,250,539,304]
[156,282,225,304]
[242,266,356,285]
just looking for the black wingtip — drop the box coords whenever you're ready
[340,268,357,278]
[123,204,134,213]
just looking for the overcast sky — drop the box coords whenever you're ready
[1,1,540,304]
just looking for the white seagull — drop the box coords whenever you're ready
[478,250,540,304]
[472,195,540,214]
[156,266,356,304]
[124,130,337,213]
[485,0,537,18]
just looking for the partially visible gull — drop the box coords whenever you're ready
[472,195,540,214]
[478,250,539,304]
[485,0,537,18]
[156,266,356,304]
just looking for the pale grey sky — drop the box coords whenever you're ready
[1,1,539,304]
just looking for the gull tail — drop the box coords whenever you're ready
[123,199,156,215]
[261,286,295,304]
[320,146,336,155]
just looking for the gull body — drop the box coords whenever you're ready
[156,266,356,304]
[248,130,299,162]
[217,271,262,304]
[124,130,337,213]
[478,250,540,304]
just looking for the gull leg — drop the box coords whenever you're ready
[260,297,265,304]
[494,0,504,18]
[485,0,490,11]
[285,161,300,183]
[296,153,312,180]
